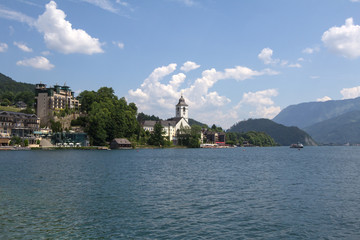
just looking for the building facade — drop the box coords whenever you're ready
[202,130,226,145]
[142,95,191,143]
[0,111,40,145]
[35,83,80,124]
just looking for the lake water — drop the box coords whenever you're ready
[1,147,360,239]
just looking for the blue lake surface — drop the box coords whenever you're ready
[1,147,360,239]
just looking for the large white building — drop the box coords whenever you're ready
[142,95,191,143]
[35,83,80,124]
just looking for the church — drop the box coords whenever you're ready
[142,95,191,144]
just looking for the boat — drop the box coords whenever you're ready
[290,142,304,148]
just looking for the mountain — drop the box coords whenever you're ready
[228,118,317,146]
[273,98,360,129]
[0,73,35,94]
[188,118,208,128]
[304,110,360,145]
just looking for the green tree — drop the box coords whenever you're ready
[137,112,161,122]
[148,122,165,146]
[188,125,201,148]
[1,99,11,106]
[75,87,139,146]
[15,91,34,106]
[78,90,96,113]
[50,120,62,133]
[1,91,15,102]
[10,136,22,146]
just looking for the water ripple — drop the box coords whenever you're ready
[1,147,360,239]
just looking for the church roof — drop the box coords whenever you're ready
[143,120,178,128]
[112,138,131,145]
[167,117,188,124]
[176,95,188,107]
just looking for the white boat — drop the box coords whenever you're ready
[290,142,304,148]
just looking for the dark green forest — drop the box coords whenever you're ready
[228,118,317,146]
[226,131,277,147]
[0,73,35,108]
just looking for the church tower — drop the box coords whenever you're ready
[176,95,188,122]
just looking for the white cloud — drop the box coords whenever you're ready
[239,89,278,106]
[113,41,125,49]
[317,96,332,102]
[340,86,360,99]
[350,0,360,2]
[236,89,281,119]
[178,0,197,6]
[35,1,104,55]
[302,47,320,54]
[258,47,301,68]
[258,48,279,65]
[169,73,186,89]
[0,6,35,26]
[128,62,279,128]
[82,0,132,12]
[13,42,33,52]
[310,76,320,79]
[16,56,54,70]
[288,63,302,68]
[0,43,8,52]
[41,51,51,56]
[180,61,200,72]
[82,0,118,13]
[116,0,129,7]
[322,18,360,59]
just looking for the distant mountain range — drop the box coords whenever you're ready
[0,73,35,94]
[273,98,360,145]
[228,118,317,146]
[304,110,360,145]
[273,97,360,129]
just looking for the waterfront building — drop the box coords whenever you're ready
[0,111,40,145]
[142,95,191,143]
[202,130,226,145]
[51,132,89,147]
[35,83,80,124]
[110,138,132,149]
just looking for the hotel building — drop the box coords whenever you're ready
[35,83,80,124]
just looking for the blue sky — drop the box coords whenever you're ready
[1,0,360,128]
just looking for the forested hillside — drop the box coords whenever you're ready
[188,118,208,128]
[0,73,35,94]
[228,118,317,146]
[304,110,360,145]
[0,73,36,108]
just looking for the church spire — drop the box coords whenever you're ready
[176,94,188,122]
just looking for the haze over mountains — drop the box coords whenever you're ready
[273,98,360,144]
[303,111,360,145]
[273,98,360,129]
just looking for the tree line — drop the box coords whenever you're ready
[226,131,277,147]
[70,87,139,146]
